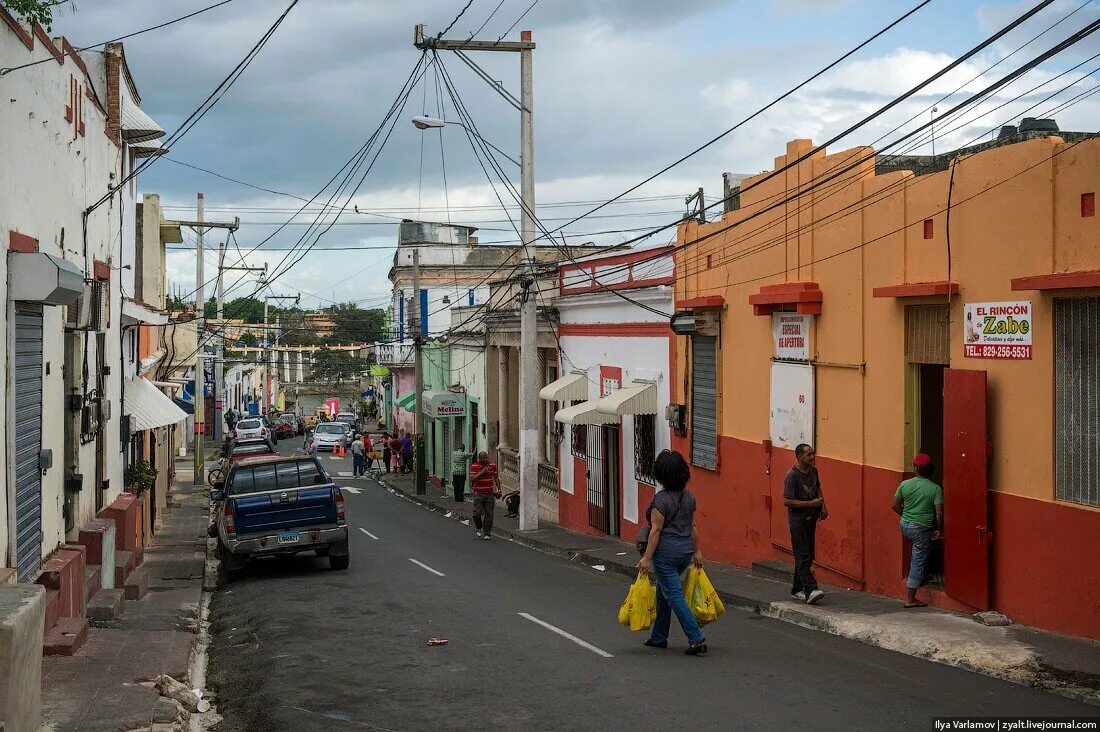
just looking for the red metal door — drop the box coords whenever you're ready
[942,368,990,609]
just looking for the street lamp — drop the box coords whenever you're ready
[410,115,520,167]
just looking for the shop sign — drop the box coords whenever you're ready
[772,313,811,360]
[963,301,1032,360]
[423,390,466,419]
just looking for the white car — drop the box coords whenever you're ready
[233,418,270,442]
[312,423,348,451]
[334,412,358,430]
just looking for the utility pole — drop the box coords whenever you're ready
[215,253,264,442]
[414,24,539,528]
[193,193,205,487]
[262,292,299,417]
[412,248,425,495]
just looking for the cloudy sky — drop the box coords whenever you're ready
[53,0,1100,308]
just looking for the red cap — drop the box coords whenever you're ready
[912,453,933,468]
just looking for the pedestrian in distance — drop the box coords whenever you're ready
[470,451,501,540]
[381,432,393,474]
[363,433,375,473]
[892,453,944,608]
[388,433,402,472]
[637,450,708,656]
[400,433,413,474]
[783,443,828,605]
[350,433,365,477]
[451,442,470,502]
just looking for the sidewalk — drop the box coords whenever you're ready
[41,457,214,732]
[375,470,1100,706]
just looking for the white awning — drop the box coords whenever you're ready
[121,100,164,143]
[422,389,466,419]
[125,377,187,431]
[539,371,588,402]
[596,382,658,416]
[132,138,168,158]
[554,399,619,426]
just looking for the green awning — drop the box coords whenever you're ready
[369,365,390,377]
[396,391,416,411]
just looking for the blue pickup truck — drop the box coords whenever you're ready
[211,455,349,579]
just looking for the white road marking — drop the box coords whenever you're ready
[335,472,354,478]
[517,613,614,658]
[408,558,445,577]
[358,527,380,540]
[342,486,361,494]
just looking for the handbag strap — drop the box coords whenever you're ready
[647,490,686,531]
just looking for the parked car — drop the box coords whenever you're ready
[275,414,298,439]
[208,437,280,487]
[311,422,348,452]
[333,412,359,433]
[210,455,349,579]
[232,417,270,442]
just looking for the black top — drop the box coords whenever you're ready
[646,489,696,539]
[783,466,822,525]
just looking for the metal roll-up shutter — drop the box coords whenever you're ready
[1055,297,1100,506]
[691,334,718,469]
[14,304,44,582]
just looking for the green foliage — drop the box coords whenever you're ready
[311,347,368,384]
[124,460,157,494]
[324,303,385,345]
[239,331,259,347]
[7,0,73,29]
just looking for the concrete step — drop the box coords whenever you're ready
[124,568,149,601]
[43,617,88,656]
[115,550,135,584]
[84,564,102,604]
[43,589,61,635]
[751,559,795,584]
[86,588,127,621]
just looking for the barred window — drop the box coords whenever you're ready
[634,414,656,485]
[570,401,587,458]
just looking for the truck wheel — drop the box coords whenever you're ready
[329,554,350,570]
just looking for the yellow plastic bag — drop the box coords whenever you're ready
[684,566,726,625]
[618,573,657,631]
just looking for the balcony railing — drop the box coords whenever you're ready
[374,341,414,367]
[496,448,559,525]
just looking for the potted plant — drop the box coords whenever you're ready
[124,460,158,495]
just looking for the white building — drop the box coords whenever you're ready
[541,247,675,540]
[0,15,170,591]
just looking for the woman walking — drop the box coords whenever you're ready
[638,450,707,655]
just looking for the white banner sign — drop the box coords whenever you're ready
[963,301,1032,360]
[772,313,811,360]
[769,361,815,450]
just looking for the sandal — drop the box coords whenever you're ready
[684,641,708,656]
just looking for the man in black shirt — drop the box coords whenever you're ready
[782,443,828,605]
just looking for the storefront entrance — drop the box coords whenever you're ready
[586,425,620,536]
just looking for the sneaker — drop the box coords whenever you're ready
[806,589,825,605]
[475,530,483,538]
[791,591,807,601]
[482,534,492,541]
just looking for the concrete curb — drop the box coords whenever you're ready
[377,478,1099,707]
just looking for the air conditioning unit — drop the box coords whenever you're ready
[64,281,94,331]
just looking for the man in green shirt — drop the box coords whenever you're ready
[892,453,944,608]
[451,443,470,503]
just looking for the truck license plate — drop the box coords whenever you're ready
[278,530,300,544]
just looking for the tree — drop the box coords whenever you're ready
[324,303,386,345]
[278,310,321,347]
[205,296,267,323]
[8,0,73,29]
[311,347,368,384]
[238,331,259,347]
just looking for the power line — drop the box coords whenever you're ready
[437,0,477,40]
[0,0,237,76]
[495,0,541,43]
[467,0,506,40]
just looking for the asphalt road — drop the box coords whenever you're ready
[208,450,1096,731]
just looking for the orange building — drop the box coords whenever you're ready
[671,133,1099,640]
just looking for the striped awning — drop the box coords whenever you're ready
[395,391,416,411]
[539,371,588,402]
[121,101,165,143]
[554,399,619,426]
[596,381,658,416]
[125,377,187,431]
[132,138,168,158]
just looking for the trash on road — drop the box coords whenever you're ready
[615,552,627,556]
[591,564,606,571]
[445,511,453,518]
[460,519,470,525]
[427,638,449,646]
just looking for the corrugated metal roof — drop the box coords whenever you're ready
[121,100,164,143]
[125,377,187,431]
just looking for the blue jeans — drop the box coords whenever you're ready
[648,536,705,646]
[352,453,365,476]
[900,520,933,590]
